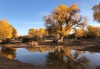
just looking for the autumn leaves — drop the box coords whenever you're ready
[0,3,100,41]
[44,4,88,41]
[92,3,100,22]
[0,19,17,40]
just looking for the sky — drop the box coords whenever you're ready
[0,0,100,35]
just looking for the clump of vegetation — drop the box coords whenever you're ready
[44,4,87,42]
[0,3,100,45]
[92,3,100,22]
[1,39,11,44]
[0,19,18,44]
[28,28,48,40]
[22,36,30,43]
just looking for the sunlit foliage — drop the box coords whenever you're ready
[28,28,48,39]
[75,28,85,38]
[44,4,87,41]
[28,28,38,37]
[0,19,17,40]
[87,26,100,37]
[92,3,100,22]
[38,28,47,39]
[10,26,18,38]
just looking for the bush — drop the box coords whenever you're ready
[22,37,30,43]
[22,36,40,43]
[2,39,11,44]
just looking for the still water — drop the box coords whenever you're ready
[0,46,100,69]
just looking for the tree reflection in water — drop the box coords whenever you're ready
[0,46,97,69]
[47,46,91,69]
[0,47,16,59]
[26,46,55,53]
[26,47,45,53]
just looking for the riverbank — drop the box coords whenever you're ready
[0,39,100,52]
[0,39,100,69]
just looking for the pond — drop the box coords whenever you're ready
[0,46,100,69]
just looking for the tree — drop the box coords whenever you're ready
[87,26,100,37]
[75,28,85,38]
[28,28,38,37]
[92,3,100,22]
[10,25,18,38]
[0,19,17,40]
[28,28,48,40]
[38,28,47,39]
[44,4,87,42]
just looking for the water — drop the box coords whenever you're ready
[15,48,49,65]
[0,46,100,69]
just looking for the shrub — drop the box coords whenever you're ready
[2,39,11,44]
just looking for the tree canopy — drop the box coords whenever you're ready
[28,28,47,39]
[44,4,87,41]
[92,3,100,22]
[87,25,100,37]
[0,19,17,40]
[75,28,85,38]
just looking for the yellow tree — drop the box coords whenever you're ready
[28,28,38,37]
[10,25,18,38]
[92,3,100,22]
[88,26,95,35]
[0,19,15,40]
[38,28,47,39]
[88,26,100,37]
[44,4,87,42]
[75,28,85,38]
[95,27,100,36]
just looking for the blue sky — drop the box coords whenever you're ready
[0,0,100,35]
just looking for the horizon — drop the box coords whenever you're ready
[0,0,100,35]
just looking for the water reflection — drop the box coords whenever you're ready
[26,46,55,53]
[0,46,100,69]
[0,47,16,59]
[47,47,90,69]
[26,47,45,53]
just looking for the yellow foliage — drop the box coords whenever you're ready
[71,3,78,11]
[53,4,71,23]
[75,28,85,37]
[57,26,72,36]
[44,3,87,39]
[28,28,47,38]
[52,4,79,24]
[28,28,38,37]
[39,28,46,38]
[88,26,100,36]
[92,3,100,22]
[0,19,14,40]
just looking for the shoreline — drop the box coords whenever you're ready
[0,40,100,52]
[0,40,100,69]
